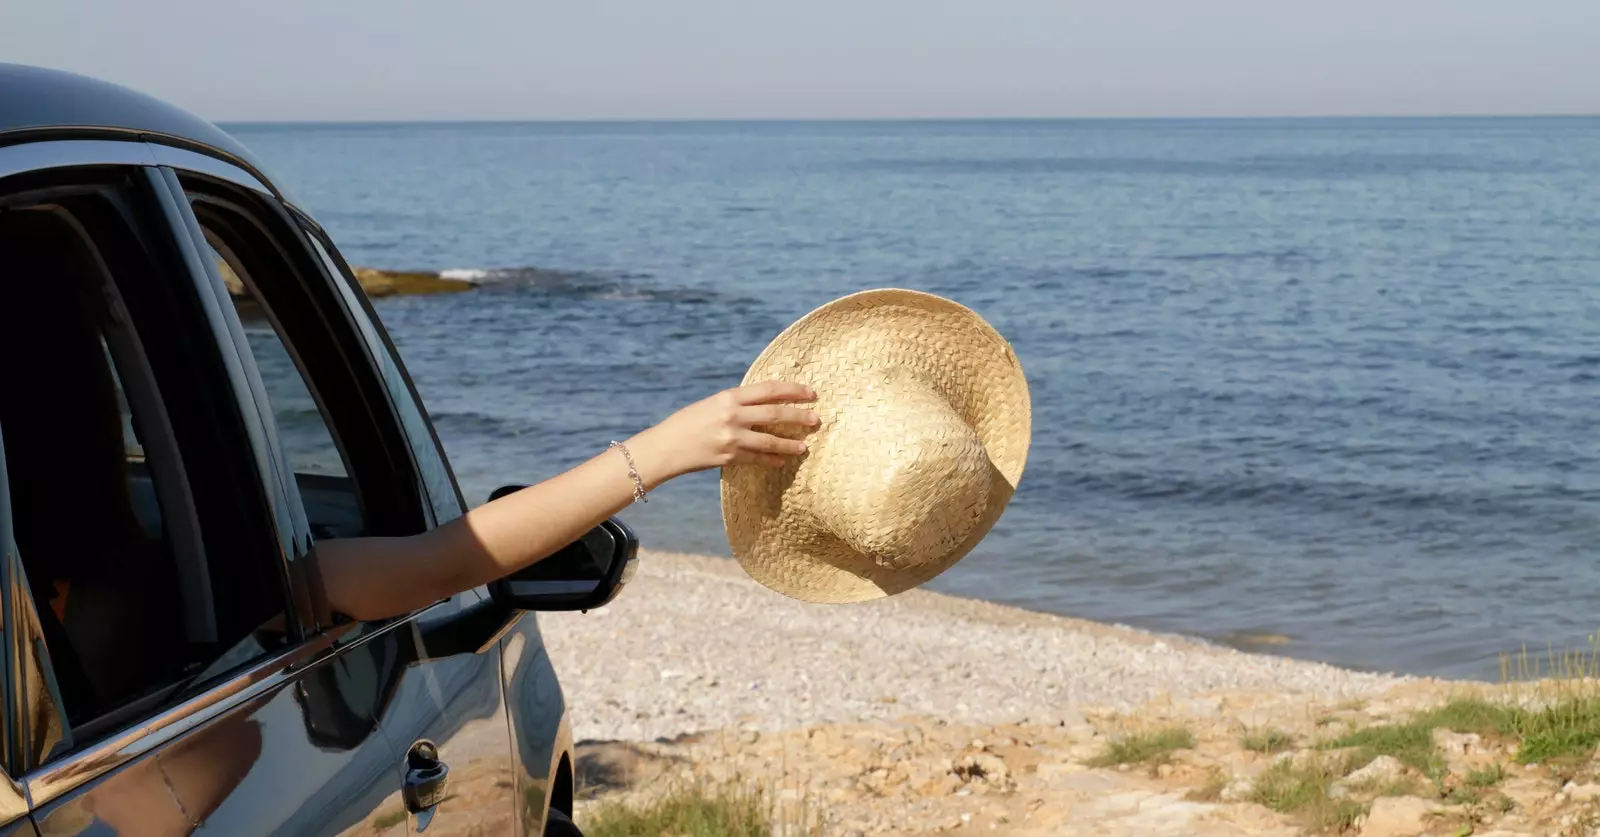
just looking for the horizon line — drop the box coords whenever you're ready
[213,112,1600,126]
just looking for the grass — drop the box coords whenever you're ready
[1249,755,1366,834]
[1346,692,1600,768]
[1316,692,1598,779]
[1242,728,1297,754]
[583,782,816,837]
[1324,718,1445,778]
[1465,763,1507,789]
[1088,727,1196,768]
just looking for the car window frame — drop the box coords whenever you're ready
[296,219,468,528]
[0,149,304,806]
[163,171,446,622]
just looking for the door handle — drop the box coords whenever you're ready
[403,740,450,816]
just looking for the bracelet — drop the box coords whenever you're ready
[609,441,648,503]
[156,753,201,828]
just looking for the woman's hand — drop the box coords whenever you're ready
[626,381,818,487]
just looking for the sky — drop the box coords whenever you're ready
[3,0,1597,122]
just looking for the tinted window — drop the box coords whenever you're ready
[0,192,287,746]
[182,179,431,546]
[211,245,350,478]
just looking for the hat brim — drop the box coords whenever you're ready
[720,288,1031,603]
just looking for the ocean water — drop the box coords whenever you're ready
[224,118,1600,680]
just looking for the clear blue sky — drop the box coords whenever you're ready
[4,0,1597,121]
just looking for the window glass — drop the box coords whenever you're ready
[209,242,349,479]
[304,232,465,526]
[0,197,288,743]
[189,202,384,548]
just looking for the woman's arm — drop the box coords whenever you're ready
[314,381,817,621]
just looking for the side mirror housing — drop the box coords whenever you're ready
[486,484,639,613]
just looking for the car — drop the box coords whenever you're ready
[0,62,636,837]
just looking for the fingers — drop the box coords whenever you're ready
[737,429,808,457]
[737,404,819,428]
[734,380,815,405]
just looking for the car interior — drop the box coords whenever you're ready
[0,204,196,731]
[0,194,363,745]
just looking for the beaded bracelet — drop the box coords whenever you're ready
[609,441,647,503]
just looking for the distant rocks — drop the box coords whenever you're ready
[349,267,474,298]
[215,258,473,300]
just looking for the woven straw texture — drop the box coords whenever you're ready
[721,289,1031,603]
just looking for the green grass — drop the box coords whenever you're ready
[1241,729,1292,755]
[1416,698,1521,738]
[1249,756,1366,834]
[1242,729,1297,754]
[1465,763,1507,788]
[1088,727,1196,767]
[1325,719,1445,778]
[584,783,798,837]
[1504,696,1600,765]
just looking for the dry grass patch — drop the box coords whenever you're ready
[1088,727,1196,768]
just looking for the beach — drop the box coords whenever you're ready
[540,551,1405,743]
[542,552,1600,836]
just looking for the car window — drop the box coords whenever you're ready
[0,191,289,754]
[211,245,350,479]
[209,235,360,492]
[181,178,431,546]
[303,229,466,527]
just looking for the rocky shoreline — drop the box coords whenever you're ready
[540,552,1600,836]
[217,261,474,299]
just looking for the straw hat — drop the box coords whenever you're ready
[721,289,1031,603]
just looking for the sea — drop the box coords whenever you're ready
[222,118,1600,681]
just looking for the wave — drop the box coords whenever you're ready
[430,266,717,303]
[1021,460,1597,523]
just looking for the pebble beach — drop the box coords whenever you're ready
[540,550,1407,744]
[544,553,1600,836]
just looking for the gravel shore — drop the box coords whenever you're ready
[539,551,1409,743]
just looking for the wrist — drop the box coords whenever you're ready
[621,427,678,490]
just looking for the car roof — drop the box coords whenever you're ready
[0,63,273,182]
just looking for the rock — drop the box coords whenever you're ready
[915,773,963,798]
[1432,728,1483,757]
[1346,755,1408,786]
[1563,781,1600,802]
[349,266,475,298]
[216,257,473,300]
[1359,796,1439,837]
[1220,777,1255,802]
[1500,776,1547,810]
[1327,781,1351,799]
[955,753,1012,793]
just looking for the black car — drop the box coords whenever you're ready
[0,63,635,837]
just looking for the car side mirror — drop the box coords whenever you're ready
[485,484,639,612]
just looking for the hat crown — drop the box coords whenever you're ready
[803,381,992,572]
[722,288,1031,603]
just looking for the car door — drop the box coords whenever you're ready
[165,165,522,837]
[0,152,404,836]
[298,223,565,837]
